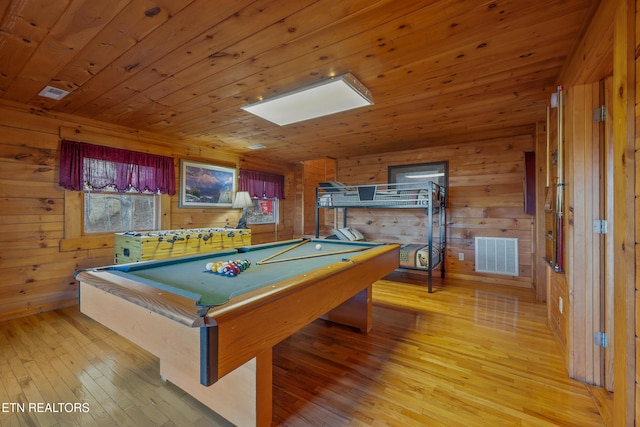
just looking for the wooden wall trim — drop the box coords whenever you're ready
[534,121,547,301]
[60,236,113,252]
[59,126,175,155]
[612,0,635,424]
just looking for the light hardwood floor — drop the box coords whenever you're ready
[0,276,610,426]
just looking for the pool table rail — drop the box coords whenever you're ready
[210,242,400,380]
[76,269,209,327]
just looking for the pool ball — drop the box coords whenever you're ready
[315,244,322,250]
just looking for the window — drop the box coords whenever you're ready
[238,169,284,226]
[58,139,175,235]
[246,199,279,225]
[388,161,448,188]
[59,140,175,194]
[84,187,160,234]
[238,169,285,200]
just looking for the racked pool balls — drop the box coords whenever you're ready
[205,258,251,277]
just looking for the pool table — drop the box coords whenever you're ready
[76,238,399,427]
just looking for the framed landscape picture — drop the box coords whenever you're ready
[179,160,236,208]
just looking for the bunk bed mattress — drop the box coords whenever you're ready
[399,243,441,270]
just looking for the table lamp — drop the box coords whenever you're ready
[232,191,253,229]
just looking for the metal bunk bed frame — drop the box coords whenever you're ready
[314,181,446,292]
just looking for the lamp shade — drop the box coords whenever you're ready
[232,191,253,209]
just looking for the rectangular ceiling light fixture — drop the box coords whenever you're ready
[241,73,373,126]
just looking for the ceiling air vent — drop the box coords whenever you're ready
[38,85,70,100]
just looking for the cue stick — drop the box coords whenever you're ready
[257,246,369,265]
[257,238,310,264]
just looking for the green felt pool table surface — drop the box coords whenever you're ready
[106,239,383,308]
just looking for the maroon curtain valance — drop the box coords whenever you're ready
[59,139,176,195]
[239,169,285,200]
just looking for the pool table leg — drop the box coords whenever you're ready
[320,285,372,333]
[256,348,273,427]
[169,351,272,427]
[79,282,273,427]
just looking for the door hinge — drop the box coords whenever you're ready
[593,219,608,234]
[593,105,607,122]
[594,331,608,348]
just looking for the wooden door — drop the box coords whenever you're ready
[564,81,606,386]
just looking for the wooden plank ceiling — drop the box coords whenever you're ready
[0,0,598,163]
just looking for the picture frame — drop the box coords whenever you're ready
[179,159,237,208]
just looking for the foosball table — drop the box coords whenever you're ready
[114,228,251,264]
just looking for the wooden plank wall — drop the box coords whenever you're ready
[301,158,336,236]
[0,101,294,321]
[293,163,305,237]
[292,160,332,237]
[634,0,640,423]
[292,158,338,237]
[336,134,535,288]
